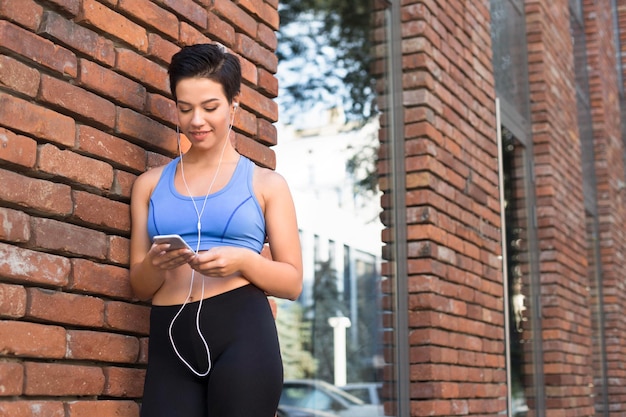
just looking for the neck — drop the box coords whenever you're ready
[183,143,237,167]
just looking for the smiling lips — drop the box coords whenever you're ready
[189,130,211,140]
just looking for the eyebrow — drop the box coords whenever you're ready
[176,98,220,106]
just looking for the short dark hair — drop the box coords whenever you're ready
[168,43,241,103]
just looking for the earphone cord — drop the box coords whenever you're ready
[168,117,234,377]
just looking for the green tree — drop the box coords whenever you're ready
[277,0,376,124]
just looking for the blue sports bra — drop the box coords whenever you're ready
[147,155,266,252]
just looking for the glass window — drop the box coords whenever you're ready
[500,126,541,417]
[491,0,543,415]
[272,1,401,415]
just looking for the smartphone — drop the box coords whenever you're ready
[153,234,194,252]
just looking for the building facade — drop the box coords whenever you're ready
[1,1,626,417]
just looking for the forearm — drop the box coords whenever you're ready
[130,259,166,301]
[240,252,302,300]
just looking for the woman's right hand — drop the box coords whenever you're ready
[148,243,197,270]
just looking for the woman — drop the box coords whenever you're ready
[130,43,303,417]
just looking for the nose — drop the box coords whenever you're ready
[190,109,204,127]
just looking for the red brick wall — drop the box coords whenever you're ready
[525,1,596,415]
[375,1,506,415]
[0,1,279,415]
[585,0,626,415]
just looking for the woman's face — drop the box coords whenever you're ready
[175,77,235,149]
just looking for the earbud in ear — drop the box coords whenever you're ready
[233,102,239,109]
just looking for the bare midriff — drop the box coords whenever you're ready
[151,263,249,306]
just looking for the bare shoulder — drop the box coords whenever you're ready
[252,164,293,209]
[131,164,166,199]
[254,165,288,188]
[254,165,289,197]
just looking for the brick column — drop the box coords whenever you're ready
[0,1,279,415]
[524,0,596,415]
[376,2,505,415]
[584,0,626,414]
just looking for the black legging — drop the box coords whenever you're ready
[140,284,283,417]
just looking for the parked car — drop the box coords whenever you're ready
[281,379,383,417]
[339,382,383,405]
[277,404,339,417]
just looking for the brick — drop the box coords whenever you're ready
[77,126,146,173]
[179,21,212,47]
[234,134,275,169]
[0,55,40,97]
[206,14,236,47]
[0,128,37,169]
[240,84,278,122]
[104,301,150,335]
[116,107,177,155]
[23,362,104,396]
[155,0,208,29]
[210,1,257,38]
[26,288,104,327]
[236,33,277,72]
[0,282,27,318]
[79,0,148,52]
[103,367,145,397]
[108,235,130,266]
[0,242,71,286]
[0,321,66,359]
[138,337,149,364]
[257,118,277,146]
[118,0,179,40]
[258,1,279,30]
[0,20,77,77]
[0,361,23,396]
[32,221,103,264]
[70,258,133,299]
[41,0,80,16]
[258,67,278,98]
[115,48,169,94]
[236,0,260,20]
[66,400,140,417]
[67,330,140,363]
[146,93,177,125]
[38,11,115,67]
[78,59,146,110]
[72,191,130,233]
[0,0,43,31]
[0,401,65,416]
[112,170,137,200]
[147,33,180,66]
[0,93,75,147]
[0,207,30,243]
[239,55,258,86]
[233,107,257,137]
[37,144,114,191]
[257,23,277,51]
[146,151,172,169]
[0,169,72,215]
[38,74,116,129]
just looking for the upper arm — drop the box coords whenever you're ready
[256,168,302,276]
[129,168,161,268]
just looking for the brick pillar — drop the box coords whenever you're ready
[0,1,279,415]
[584,0,626,414]
[524,0,596,415]
[376,2,505,415]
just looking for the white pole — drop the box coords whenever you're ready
[328,316,351,386]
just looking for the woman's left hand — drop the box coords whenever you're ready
[188,246,251,277]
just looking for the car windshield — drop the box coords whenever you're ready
[280,380,366,411]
